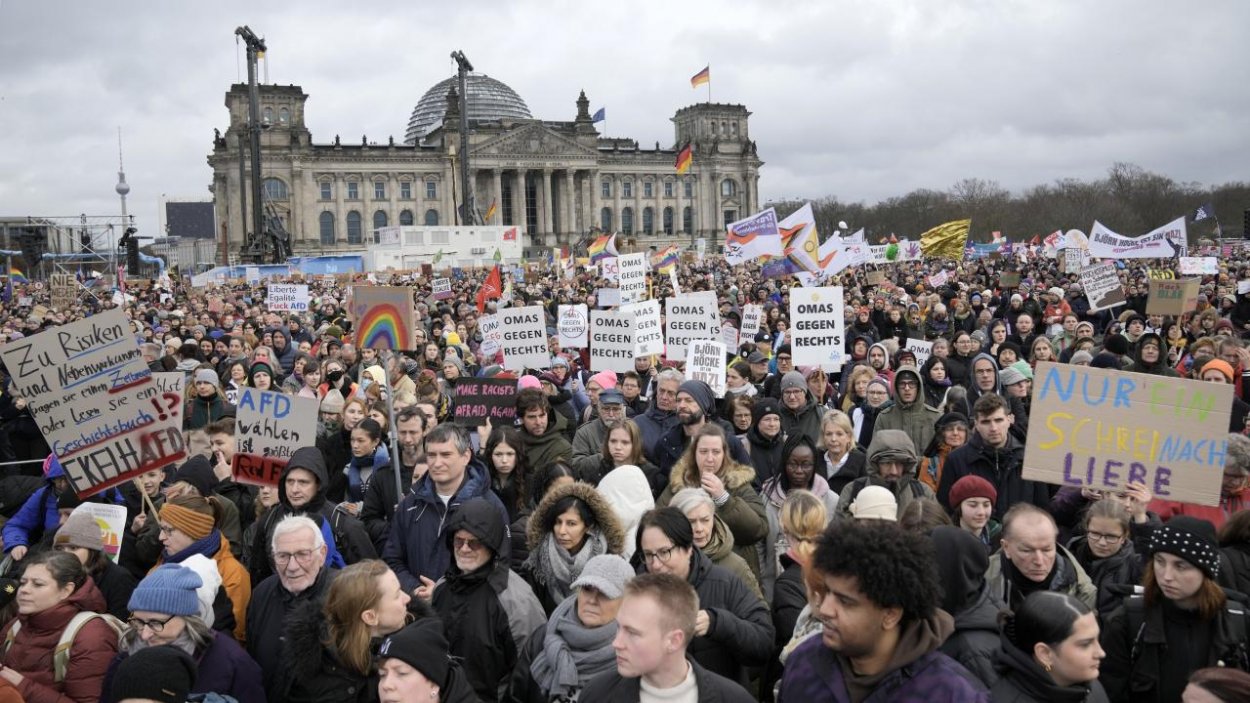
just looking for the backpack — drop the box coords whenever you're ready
[4,611,125,683]
[1123,592,1249,668]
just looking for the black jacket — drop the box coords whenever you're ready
[246,566,337,700]
[1222,542,1250,596]
[580,657,754,703]
[682,548,774,683]
[93,558,139,621]
[318,428,353,503]
[938,432,1049,521]
[276,598,376,703]
[931,527,1004,690]
[824,449,866,495]
[359,462,413,553]
[991,637,1110,702]
[1067,537,1146,619]
[743,426,785,488]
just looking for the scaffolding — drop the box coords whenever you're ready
[0,214,161,302]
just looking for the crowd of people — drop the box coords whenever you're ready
[0,248,1249,702]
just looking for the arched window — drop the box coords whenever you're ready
[424,209,439,226]
[263,178,288,200]
[600,207,613,232]
[263,106,274,124]
[721,179,736,197]
[319,212,335,245]
[663,207,674,235]
[621,207,634,236]
[279,107,290,124]
[399,209,414,226]
[346,211,363,244]
[642,207,654,235]
[683,206,693,234]
[373,210,388,230]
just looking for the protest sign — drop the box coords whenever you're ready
[557,304,589,348]
[904,338,932,366]
[1240,280,1250,295]
[595,287,621,307]
[152,372,186,400]
[664,293,719,362]
[232,388,319,487]
[452,377,518,427]
[696,238,707,258]
[350,286,417,350]
[50,273,75,309]
[1088,219,1180,259]
[865,271,886,287]
[625,300,664,357]
[600,257,619,282]
[669,267,680,295]
[1064,248,1087,273]
[70,503,128,563]
[478,313,501,357]
[432,278,453,299]
[1146,278,1200,316]
[267,284,309,312]
[1024,362,1230,506]
[617,253,648,304]
[927,270,948,288]
[245,267,260,284]
[1000,272,1022,288]
[590,308,635,373]
[1178,257,1219,275]
[1080,262,1127,312]
[0,308,187,497]
[740,304,763,338]
[789,286,846,369]
[687,340,727,397]
[721,323,739,351]
[499,305,548,371]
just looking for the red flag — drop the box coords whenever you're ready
[476,265,502,312]
[1029,234,1041,245]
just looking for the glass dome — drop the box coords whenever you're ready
[404,73,533,145]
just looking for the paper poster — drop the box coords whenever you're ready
[687,340,727,397]
[590,308,636,373]
[617,253,648,304]
[664,293,719,362]
[595,288,621,308]
[904,338,932,367]
[152,372,186,399]
[740,304,763,338]
[558,304,589,349]
[721,323,739,352]
[1024,362,1230,506]
[0,308,187,497]
[452,378,518,427]
[350,286,417,350]
[1178,257,1219,275]
[600,257,619,282]
[789,286,846,369]
[498,305,549,371]
[232,388,319,487]
[267,284,310,312]
[927,270,948,288]
[625,299,664,358]
[432,278,454,300]
[70,503,128,563]
[478,313,501,357]
[1080,262,1127,312]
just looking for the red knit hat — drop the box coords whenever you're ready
[948,475,997,511]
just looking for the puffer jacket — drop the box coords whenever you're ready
[0,578,119,703]
[871,365,941,452]
[2,455,66,554]
[659,458,768,571]
[681,548,774,683]
[834,429,934,520]
[523,481,626,613]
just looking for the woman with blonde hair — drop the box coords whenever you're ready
[820,409,866,494]
[839,364,876,413]
[766,490,828,695]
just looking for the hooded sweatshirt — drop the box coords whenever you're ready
[931,526,1006,688]
[834,429,934,520]
[1126,331,1180,378]
[247,446,347,585]
[871,365,940,452]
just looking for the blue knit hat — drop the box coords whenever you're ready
[128,564,203,616]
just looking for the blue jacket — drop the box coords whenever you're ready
[1,457,122,552]
[655,418,753,482]
[633,403,681,465]
[381,457,509,593]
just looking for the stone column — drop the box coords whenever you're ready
[589,169,601,232]
[611,174,622,234]
[542,169,554,238]
[564,171,576,240]
[491,169,503,225]
[334,174,345,247]
[675,175,685,238]
[516,169,528,232]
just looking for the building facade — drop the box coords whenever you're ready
[206,73,762,261]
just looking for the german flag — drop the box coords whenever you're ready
[690,66,710,88]
[484,199,497,223]
[675,143,693,174]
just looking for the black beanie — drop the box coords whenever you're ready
[173,455,216,497]
[378,618,451,687]
[110,645,197,703]
[1149,516,1221,580]
[1103,334,1130,357]
[752,398,783,425]
[1090,352,1123,370]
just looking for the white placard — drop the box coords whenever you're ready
[1239,280,1250,296]
[478,313,501,357]
[70,503,128,563]
[590,309,636,373]
[558,304,589,349]
[267,284,309,312]
[595,288,621,307]
[687,339,727,397]
[625,300,664,357]
[720,323,739,352]
[232,388,319,487]
[740,304,763,338]
[669,267,680,295]
[664,293,719,362]
[432,278,453,299]
[904,338,933,366]
[617,253,648,304]
[600,257,619,282]
[789,286,846,369]
[245,267,260,284]
[1088,218,1181,259]
[1080,262,1127,312]
[499,305,549,371]
[696,238,707,258]
[927,270,948,288]
[1179,257,1219,275]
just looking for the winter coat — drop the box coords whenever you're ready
[579,455,662,495]
[2,458,65,554]
[245,565,337,699]
[1067,536,1147,619]
[990,637,1109,702]
[359,462,413,553]
[595,465,655,562]
[778,612,990,703]
[870,365,941,453]
[1149,490,1250,531]
[380,457,509,594]
[930,526,1004,689]
[937,431,1049,521]
[697,514,762,601]
[92,558,138,621]
[1124,332,1180,378]
[778,391,825,449]
[523,481,626,612]
[632,402,681,465]
[654,418,753,482]
[679,549,774,683]
[317,428,353,503]
[342,443,391,504]
[985,546,1098,611]
[580,657,755,703]
[275,599,376,703]
[0,578,119,703]
[823,448,867,495]
[570,417,610,480]
[1222,541,1250,595]
[101,630,265,703]
[433,498,546,702]
[184,394,231,431]
[518,408,573,477]
[658,458,768,571]
[761,469,837,600]
[772,552,809,647]
[834,430,934,521]
[742,425,786,488]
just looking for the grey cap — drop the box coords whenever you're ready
[570,554,635,599]
[1000,366,1027,386]
[599,389,625,406]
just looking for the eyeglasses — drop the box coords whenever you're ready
[1087,531,1124,544]
[782,389,805,396]
[776,355,792,361]
[896,379,918,388]
[128,615,175,633]
[642,545,678,564]
[157,524,177,536]
[273,549,318,565]
[786,460,815,469]
[453,536,484,551]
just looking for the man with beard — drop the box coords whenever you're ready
[761,344,795,399]
[654,380,753,477]
[871,365,940,452]
[360,406,427,552]
[866,342,893,384]
[938,394,1049,521]
[834,429,934,521]
[984,504,1096,611]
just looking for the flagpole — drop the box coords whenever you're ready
[707,66,712,103]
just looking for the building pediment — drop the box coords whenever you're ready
[472,123,597,159]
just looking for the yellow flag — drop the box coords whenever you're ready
[919,219,972,260]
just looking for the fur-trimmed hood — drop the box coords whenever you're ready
[668,454,757,495]
[526,480,626,554]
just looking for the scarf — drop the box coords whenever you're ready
[164,529,222,564]
[347,448,378,502]
[529,530,608,604]
[529,594,618,698]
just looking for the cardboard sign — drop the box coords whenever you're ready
[687,340,727,397]
[595,288,621,308]
[1179,257,1219,275]
[1146,278,1200,316]
[478,313,501,357]
[558,304,589,349]
[617,253,648,304]
[600,257,619,282]
[1023,362,1230,506]
[904,338,932,366]
[664,293,719,362]
[590,308,635,373]
[50,273,76,310]
[865,271,886,287]
[1080,262,1127,312]
[452,377,518,427]
[0,308,187,497]
[152,372,186,400]
[624,299,664,358]
[1000,272,1022,288]
[789,286,846,369]
[350,286,417,350]
[69,503,128,563]
[232,388,319,487]
[740,304,763,338]
[499,305,549,371]
[432,278,454,300]
[267,284,309,312]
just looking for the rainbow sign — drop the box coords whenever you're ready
[349,286,416,351]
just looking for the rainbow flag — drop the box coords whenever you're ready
[8,266,27,283]
[690,66,710,88]
[652,245,679,274]
[675,143,693,174]
[588,233,618,264]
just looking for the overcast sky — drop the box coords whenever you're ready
[1,0,1247,241]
